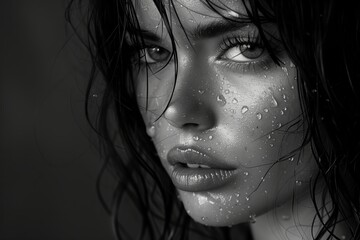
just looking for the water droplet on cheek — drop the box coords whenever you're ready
[216,95,227,106]
[270,96,278,107]
[256,113,262,120]
[241,106,249,114]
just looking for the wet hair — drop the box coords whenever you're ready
[66,0,360,239]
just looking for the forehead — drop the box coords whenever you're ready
[132,0,249,32]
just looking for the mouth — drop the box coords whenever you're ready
[167,146,238,192]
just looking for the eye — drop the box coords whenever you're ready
[140,46,170,64]
[221,43,264,62]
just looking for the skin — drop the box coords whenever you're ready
[130,0,331,239]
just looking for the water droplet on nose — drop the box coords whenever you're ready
[270,96,278,107]
[296,180,302,186]
[232,98,238,104]
[256,113,262,120]
[241,106,249,114]
[216,95,227,106]
[249,214,257,223]
[147,125,156,137]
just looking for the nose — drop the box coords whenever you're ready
[164,91,217,131]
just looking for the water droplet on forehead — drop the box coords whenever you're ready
[281,66,289,75]
[241,106,249,114]
[270,96,278,107]
[232,98,238,104]
[216,95,227,107]
[256,113,262,120]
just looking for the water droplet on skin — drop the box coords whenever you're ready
[245,196,250,201]
[92,93,98,98]
[256,113,262,120]
[187,210,191,214]
[193,193,196,196]
[264,190,268,194]
[147,125,156,137]
[224,89,230,94]
[235,193,240,197]
[227,10,240,18]
[280,110,284,115]
[263,75,267,78]
[277,123,282,128]
[284,107,287,111]
[241,106,249,114]
[243,171,249,176]
[270,143,274,147]
[282,94,287,100]
[289,157,294,162]
[281,66,289,75]
[216,95,227,106]
[201,217,205,221]
[296,180,302,186]
[207,147,212,151]
[208,136,213,140]
[341,235,346,239]
[219,207,223,211]
[198,89,205,94]
[291,85,295,90]
[282,215,291,220]
[249,214,257,223]
[232,98,238,104]
[193,136,199,141]
[267,135,271,139]
[290,61,296,68]
[270,96,278,107]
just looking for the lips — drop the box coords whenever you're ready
[167,147,238,192]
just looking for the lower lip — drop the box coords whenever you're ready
[171,164,237,192]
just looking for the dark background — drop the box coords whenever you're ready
[0,1,117,239]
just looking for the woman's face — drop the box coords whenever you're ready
[131,0,317,226]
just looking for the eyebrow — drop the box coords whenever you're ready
[132,20,252,42]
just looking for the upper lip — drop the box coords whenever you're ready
[167,146,236,170]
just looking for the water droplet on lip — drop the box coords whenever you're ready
[241,106,249,114]
[147,125,156,137]
[256,113,262,120]
[216,94,227,106]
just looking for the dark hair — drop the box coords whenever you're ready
[66,0,360,239]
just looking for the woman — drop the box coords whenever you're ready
[67,0,360,239]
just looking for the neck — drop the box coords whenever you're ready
[247,185,350,240]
